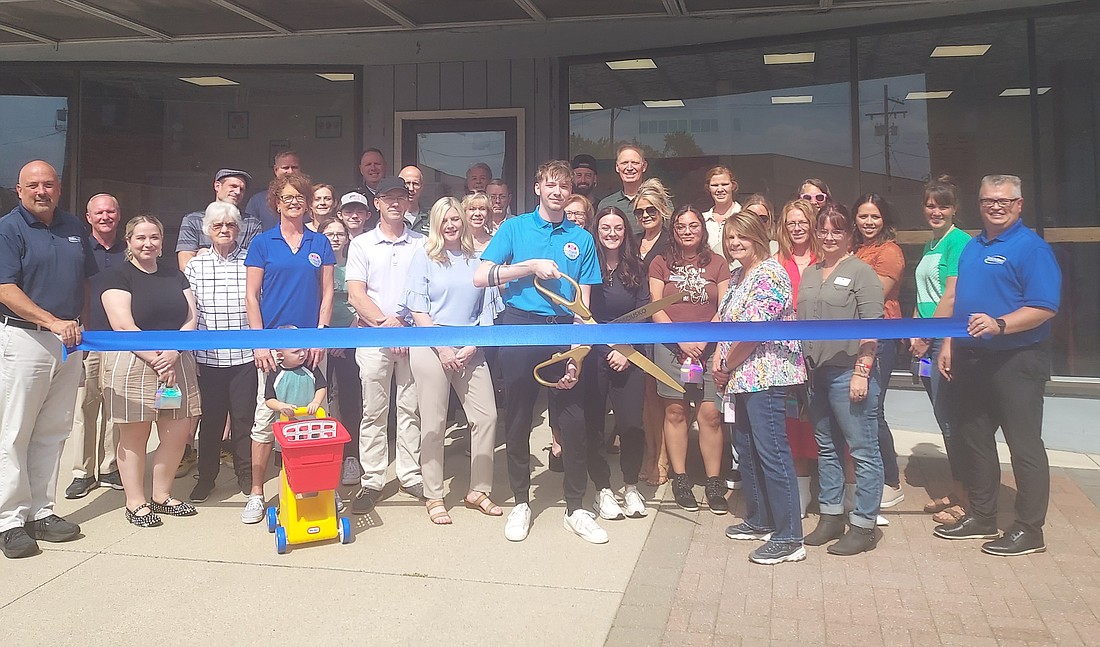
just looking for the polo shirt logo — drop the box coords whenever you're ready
[984,254,1007,265]
[563,242,579,260]
[67,236,82,243]
[308,252,322,267]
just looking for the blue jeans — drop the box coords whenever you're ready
[808,365,883,529]
[874,340,900,488]
[921,338,961,481]
[732,387,803,543]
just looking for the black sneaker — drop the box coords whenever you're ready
[981,528,1046,557]
[672,473,699,512]
[351,487,383,515]
[932,514,1000,541]
[24,515,80,542]
[98,470,124,490]
[750,541,807,565]
[705,476,729,515]
[64,476,98,499]
[1,527,39,558]
[725,522,773,541]
[190,479,215,503]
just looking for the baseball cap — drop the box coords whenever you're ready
[571,154,597,171]
[214,168,252,184]
[339,192,370,208]
[375,176,410,196]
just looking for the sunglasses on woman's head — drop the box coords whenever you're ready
[800,193,828,203]
[633,206,660,219]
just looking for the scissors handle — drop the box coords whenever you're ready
[534,275,592,321]
[533,346,590,387]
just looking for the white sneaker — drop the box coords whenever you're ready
[881,484,905,509]
[341,457,361,486]
[876,515,890,527]
[593,488,626,520]
[505,503,532,542]
[335,492,345,514]
[241,494,265,524]
[564,509,609,544]
[623,485,648,518]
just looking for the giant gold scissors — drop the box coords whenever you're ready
[532,275,685,393]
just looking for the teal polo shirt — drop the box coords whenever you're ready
[244,226,336,328]
[954,218,1061,350]
[481,209,601,317]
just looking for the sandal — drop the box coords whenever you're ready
[125,503,163,528]
[426,499,452,525]
[149,496,198,517]
[932,504,966,525]
[923,496,955,514]
[464,491,503,517]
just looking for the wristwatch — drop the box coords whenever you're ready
[994,318,1007,335]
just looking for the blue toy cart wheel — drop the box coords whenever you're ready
[339,517,352,544]
[266,507,278,533]
[275,526,288,554]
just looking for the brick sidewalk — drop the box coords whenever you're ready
[609,456,1100,647]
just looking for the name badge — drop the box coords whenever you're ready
[833,276,852,287]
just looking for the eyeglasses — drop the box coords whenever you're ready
[815,229,846,239]
[279,194,307,205]
[673,223,702,233]
[564,210,587,219]
[785,221,810,230]
[979,197,1020,209]
[210,222,238,230]
[800,193,828,203]
[323,231,347,239]
[633,206,660,219]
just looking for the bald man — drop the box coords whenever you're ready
[0,161,98,558]
[399,165,430,236]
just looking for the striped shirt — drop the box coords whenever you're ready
[184,244,253,367]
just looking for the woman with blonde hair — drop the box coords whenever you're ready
[462,191,493,251]
[701,166,741,254]
[101,215,201,526]
[403,197,502,524]
[308,183,336,231]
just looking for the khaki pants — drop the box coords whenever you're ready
[355,347,421,491]
[409,347,497,500]
[0,325,82,533]
[71,351,118,479]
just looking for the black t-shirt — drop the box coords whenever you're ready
[590,269,649,323]
[99,261,191,331]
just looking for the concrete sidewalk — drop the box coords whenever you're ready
[4,418,1100,646]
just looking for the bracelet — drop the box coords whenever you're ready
[853,364,871,378]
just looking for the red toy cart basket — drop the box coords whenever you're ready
[272,418,351,493]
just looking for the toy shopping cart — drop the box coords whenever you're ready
[265,407,353,554]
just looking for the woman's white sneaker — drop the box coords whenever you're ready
[505,503,532,542]
[594,488,626,520]
[623,485,648,518]
[564,509,609,544]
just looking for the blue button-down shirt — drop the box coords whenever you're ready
[481,208,601,316]
[0,204,97,321]
[954,218,1061,350]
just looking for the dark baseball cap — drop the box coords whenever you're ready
[571,154,598,171]
[375,176,410,196]
[214,168,252,184]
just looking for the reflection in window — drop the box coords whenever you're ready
[416,131,505,193]
[0,96,68,212]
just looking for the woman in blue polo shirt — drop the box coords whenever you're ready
[240,172,335,525]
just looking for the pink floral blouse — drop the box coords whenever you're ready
[716,257,807,394]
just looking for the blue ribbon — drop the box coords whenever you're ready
[74,318,969,353]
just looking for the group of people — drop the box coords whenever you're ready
[0,144,1060,565]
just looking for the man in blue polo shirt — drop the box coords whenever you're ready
[475,159,607,544]
[933,174,1061,557]
[0,160,98,558]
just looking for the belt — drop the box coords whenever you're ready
[0,315,80,332]
[501,306,573,325]
[957,342,1043,357]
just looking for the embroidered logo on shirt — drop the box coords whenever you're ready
[308,252,322,268]
[563,242,580,260]
[983,255,1007,265]
[67,236,82,244]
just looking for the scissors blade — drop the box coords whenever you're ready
[610,344,685,393]
[609,291,686,324]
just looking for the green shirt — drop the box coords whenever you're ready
[331,260,357,328]
[914,226,971,318]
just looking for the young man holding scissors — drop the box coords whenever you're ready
[475,160,606,544]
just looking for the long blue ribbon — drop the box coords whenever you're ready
[74,318,969,353]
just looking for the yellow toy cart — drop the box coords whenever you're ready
[265,407,353,554]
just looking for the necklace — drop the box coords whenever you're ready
[606,262,618,287]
